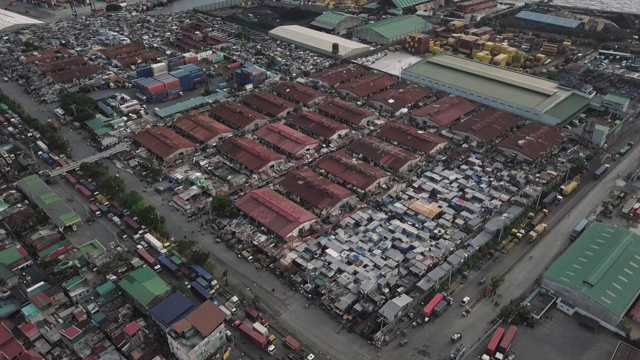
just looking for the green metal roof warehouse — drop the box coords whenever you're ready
[543,222,640,326]
[353,15,431,45]
[402,55,591,125]
[16,175,81,230]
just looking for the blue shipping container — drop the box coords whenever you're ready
[148,92,167,103]
[169,70,194,91]
[191,281,212,300]
[167,87,183,95]
[136,66,153,79]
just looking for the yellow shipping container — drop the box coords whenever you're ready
[503,47,517,56]
[562,41,571,49]
[535,53,547,63]
[480,35,491,41]
[432,48,441,54]
[516,50,526,57]
[484,42,494,51]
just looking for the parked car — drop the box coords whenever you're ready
[460,297,470,306]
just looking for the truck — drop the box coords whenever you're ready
[191,281,212,300]
[497,325,518,354]
[423,293,444,317]
[594,164,610,179]
[144,233,167,254]
[283,336,302,352]
[98,204,110,216]
[35,140,49,153]
[110,200,126,217]
[570,219,589,241]
[433,300,449,317]
[526,223,547,243]
[619,143,632,156]
[88,203,101,217]
[158,256,179,275]
[253,322,269,337]
[541,192,561,209]
[245,306,261,322]
[170,256,183,268]
[560,181,578,196]
[96,194,110,206]
[41,153,54,166]
[123,216,142,234]
[486,327,505,356]
[219,305,232,321]
[529,209,548,226]
[77,185,94,201]
[189,264,219,289]
[81,180,98,195]
[136,248,161,272]
[64,173,78,187]
[239,323,267,348]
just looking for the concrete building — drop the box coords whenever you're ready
[497,122,563,163]
[402,55,592,125]
[310,11,363,34]
[133,127,196,164]
[602,93,630,116]
[353,15,432,45]
[268,25,370,59]
[235,188,318,239]
[167,301,227,360]
[543,223,640,327]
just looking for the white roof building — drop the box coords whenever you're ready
[268,25,370,59]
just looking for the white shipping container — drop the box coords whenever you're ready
[151,62,168,75]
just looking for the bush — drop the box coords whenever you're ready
[105,3,122,11]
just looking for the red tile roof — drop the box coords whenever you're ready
[123,321,141,336]
[451,108,519,142]
[288,111,349,140]
[19,323,38,339]
[133,127,195,160]
[497,122,564,162]
[337,73,398,98]
[272,82,325,106]
[0,324,23,360]
[210,101,268,130]
[411,96,477,127]
[318,98,376,127]
[311,63,368,87]
[242,91,295,117]
[175,114,233,144]
[60,326,82,340]
[347,136,419,172]
[315,151,389,191]
[217,137,284,172]
[377,122,448,154]
[235,188,318,238]
[368,84,433,111]
[254,123,320,157]
[278,169,353,211]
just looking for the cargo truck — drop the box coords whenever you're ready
[526,223,547,243]
[189,264,219,289]
[35,140,49,153]
[41,153,54,166]
[253,322,269,337]
[245,306,261,322]
[423,293,444,317]
[594,164,610,179]
[88,203,101,217]
[283,336,302,352]
[123,216,142,234]
[98,204,110,216]
[219,305,232,321]
[570,219,589,241]
[96,194,110,206]
[560,181,578,196]
[77,185,94,201]
[434,300,449,317]
[498,325,517,354]
[136,248,161,272]
[143,233,167,254]
[619,143,632,156]
[541,192,561,209]
[191,281,212,300]
[529,209,548,226]
[157,256,179,275]
[64,173,78,187]
[486,327,505,356]
[81,180,98,195]
[239,323,267,348]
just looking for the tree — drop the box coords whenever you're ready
[102,176,126,198]
[105,3,122,11]
[249,294,261,308]
[119,191,144,210]
[293,104,303,113]
[210,195,239,218]
[58,90,96,120]
[222,270,229,286]
[175,239,196,255]
[188,250,210,266]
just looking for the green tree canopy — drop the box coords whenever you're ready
[211,195,239,218]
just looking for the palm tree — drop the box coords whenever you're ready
[250,295,261,309]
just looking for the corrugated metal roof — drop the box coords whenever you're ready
[172,301,226,337]
[497,122,563,162]
[272,82,325,106]
[210,101,268,129]
[311,11,354,29]
[515,11,583,29]
[278,169,352,211]
[337,73,398,99]
[133,126,195,160]
[318,98,376,127]
[311,63,368,87]
[217,137,283,172]
[268,25,370,59]
[175,114,233,144]
[150,291,196,326]
[242,91,295,117]
[235,188,318,238]
[355,15,431,40]
[315,151,389,191]
[255,123,319,157]
[288,111,349,140]
[377,122,448,154]
[347,136,418,172]
[368,83,432,111]
[411,96,477,127]
[451,108,519,142]
[118,267,171,308]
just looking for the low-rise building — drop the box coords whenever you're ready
[336,73,398,100]
[117,267,171,313]
[377,122,448,155]
[411,96,477,128]
[310,11,363,34]
[217,137,285,173]
[602,93,630,116]
[318,98,377,128]
[167,301,228,360]
[451,108,519,144]
[255,123,320,158]
[151,292,196,331]
[209,102,269,131]
[347,136,420,173]
[272,82,326,107]
[315,151,390,192]
[288,111,350,142]
[133,127,196,163]
[310,63,368,89]
[277,168,353,216]
[368,83,433,113]
[497,122,563,163]
[242,91,295,118]
[174,114,233,146]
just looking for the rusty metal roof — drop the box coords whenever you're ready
[411,96,477,127]
[254,123,320,157]
[337,73,398,98]
[217,137,283,172]
[288,111,349,140]
[368,83,433,111]
[377,122,448,154]
[242,91,295,117]
[347,136,418,172]
[210,101,268,130]
[132,127,195,160]
[497,122,564,162]
[37,57,87,73]
[100,43,146,58]
[272,82,325,106]
[235,188,318,238]
[50,65,102,83]
[318,98,376,127]
[278,168,352,211]
[311,63,368,87]
[451,108,519,143]
[315,151,389,190]
[175,114,233,144]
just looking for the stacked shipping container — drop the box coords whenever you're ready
[184,55,199,65]
[168,69,194,91]
[178,64,205,85]
[235,65,269,87]
[151,62,168,76]
[403,33,430,55]
[168,56,185,71]
[154,73,182,100]
[134,78,167,103]
[135,66,153,79]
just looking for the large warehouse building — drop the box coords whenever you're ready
[515,11,584,31]
[542,223,640,328]
[353,15,431,45]
[401,55,592,125]
[268,25,370,59]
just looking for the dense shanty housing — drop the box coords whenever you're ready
[288,111,350,142]
[272,82,326,107]
[347,137,420,173]
[377,122,448,155]
[235,188,319,239]
[497,122,564,162]
[210,101,269,131]
[310,63,368,89]
[451,109,520,144]
[242,91,296,118]
[255,123,320,158]
[174,114,233,146]
[217,137,285,173]
[277,169,354,216]
[315,151,390,192]
[368,83,433,113]
[318,98,377,128]
[336,73,398,100]
[411,96,477,128]
[133,127,196,163]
